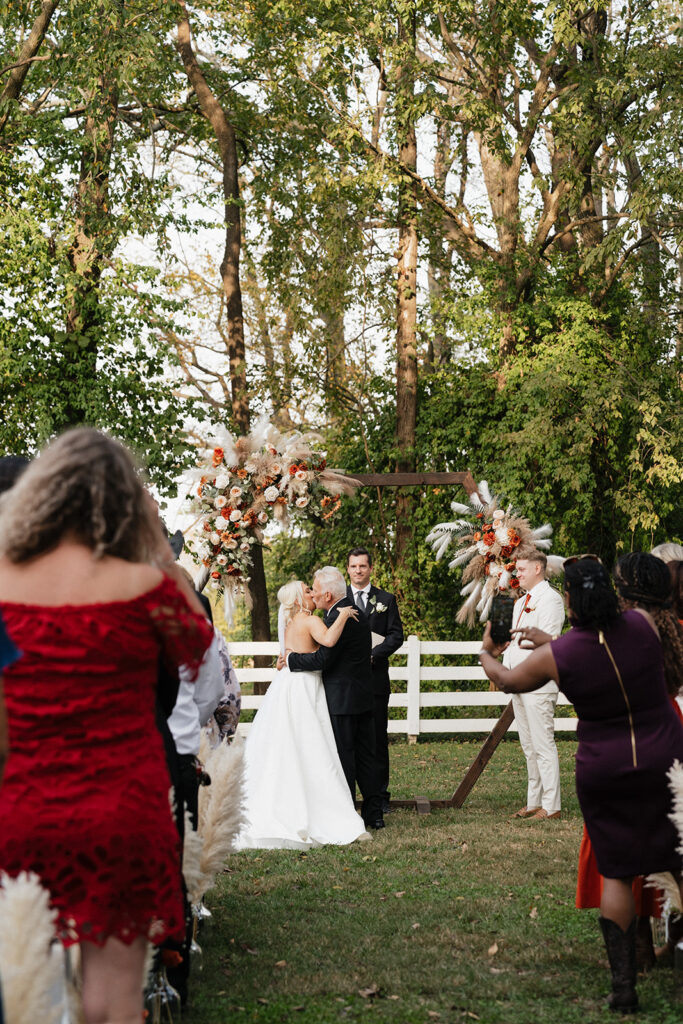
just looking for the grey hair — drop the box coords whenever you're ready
[314,566,346,601]
[0,427,159,563]
[651,542,683,564]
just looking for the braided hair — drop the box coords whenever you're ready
[615,552,683,696]
[563,559,619,631]
[0,428,159,564]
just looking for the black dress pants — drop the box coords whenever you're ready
[329,710,383,825]
[373,692,391,803]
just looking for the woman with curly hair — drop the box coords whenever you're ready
[0,428,214,1024]
[479,557,683,1014]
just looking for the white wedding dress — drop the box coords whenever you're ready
[235,614,369,849]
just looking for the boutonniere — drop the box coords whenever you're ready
[523,605,536,613]
[368,595,388,613]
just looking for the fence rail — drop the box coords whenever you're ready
[228,636,576,739]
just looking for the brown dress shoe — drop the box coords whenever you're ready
[511,806,542,818]
[530,809,561,819]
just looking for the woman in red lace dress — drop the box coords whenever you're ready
[0,428,213,1024]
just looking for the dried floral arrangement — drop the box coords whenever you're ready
[185,418,357,604]
[426,480,563,626]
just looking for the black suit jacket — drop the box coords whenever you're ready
[288,597,374,715]
[347,585,404,697]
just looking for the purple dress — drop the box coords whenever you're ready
[552,609,683,878]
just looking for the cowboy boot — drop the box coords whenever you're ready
[599,916,639,1014]
[635,916,656,973]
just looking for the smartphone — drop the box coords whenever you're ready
[489,594,515,644]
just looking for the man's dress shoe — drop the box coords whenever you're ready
[367,819,385,830]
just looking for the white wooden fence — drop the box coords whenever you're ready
[229,636,576,739]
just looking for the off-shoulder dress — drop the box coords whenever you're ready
[0,576,213,947]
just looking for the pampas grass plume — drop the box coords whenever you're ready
[0,872,63,1024]
[197,736,247,892]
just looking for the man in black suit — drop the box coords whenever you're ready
[347,547,404,814]
[286,566,384,830]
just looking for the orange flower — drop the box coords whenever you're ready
[473,531,481,541]
[501,545,514,558]
[221,507,233,519]
[203,522,212,532]
[237,468,248,479]
[161,950,183,968]
[211,570,221,579]
[211,447,224,467]
[483,532,496,546]
[220,531,231,543]
[510,577,521,589]
[507,529,520,545]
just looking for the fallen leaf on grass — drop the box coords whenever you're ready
[461,842,468,853]
[292,1006,305,1012]
[244,947,258,956]
[487,942,498,956]
[427,1012,441,1019]
[275,960,287,968]
[361,855,377,862]
[411,922,420,930]
[257,998,268,1005]
[394,891,406,898]
[529,907,538,919]
[358,983,380,999]
[387,995,399,1001]
[332,885,343,890]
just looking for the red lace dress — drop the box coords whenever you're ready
[0,576,213,947]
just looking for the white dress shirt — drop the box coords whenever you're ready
[502,580,565,693]
[168,632,224,755]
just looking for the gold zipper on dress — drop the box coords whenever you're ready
[599,630,637,768]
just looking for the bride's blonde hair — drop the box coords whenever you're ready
[277,580,307,627]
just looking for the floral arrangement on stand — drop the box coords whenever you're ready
[185,418,358,618]
[426,480,564,626]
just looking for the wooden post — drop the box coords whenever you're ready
[406,634,420,742]
[449,701,516,808]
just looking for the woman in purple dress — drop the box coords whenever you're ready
[479,556,683,1015]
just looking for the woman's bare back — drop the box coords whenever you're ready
[285,611,319,654]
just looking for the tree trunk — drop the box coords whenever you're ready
[394,10,418,570]
[0,0,60,136]
[61,35,119,425]
[176,3,271,654]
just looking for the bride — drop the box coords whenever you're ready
[236,580,370,849]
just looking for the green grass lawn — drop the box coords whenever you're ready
[184,739,681,1024]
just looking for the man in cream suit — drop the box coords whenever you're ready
[503,552,565,820]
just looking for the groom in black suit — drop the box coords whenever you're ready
[286,566,384,830]
[347,547,404,813]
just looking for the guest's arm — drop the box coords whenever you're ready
[479,623,559,693]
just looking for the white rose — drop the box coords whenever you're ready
[215,473,230,489]
[476,541,487,556]
[489,563,502,578]
[229,509,242,522]
[494,525,509,546]
[216,554,228,566]
[264,486,279,502]
[258,511,269,524]
[240,542,250,551]
[229,486,242,499]
[295,496,309,508]
[492,509,505,521]
[244,460,257,473]
[214,495,228,509]
[295,470,307,481]
[225,538,238,550]
[210,532,221,545]
[271,463,282,475]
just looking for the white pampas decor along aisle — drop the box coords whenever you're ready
[0,872,65,1024]
[645,760,683,913]
[183,735,247,905]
